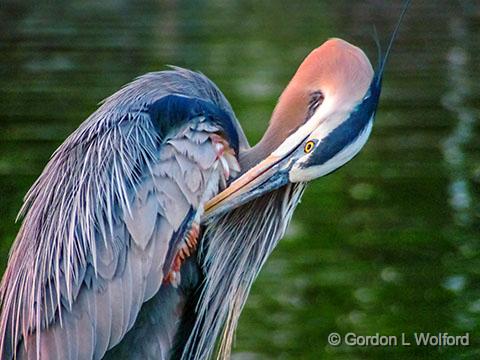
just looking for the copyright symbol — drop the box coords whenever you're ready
[328,332,341,346]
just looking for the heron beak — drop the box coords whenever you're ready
[203,153,291,220]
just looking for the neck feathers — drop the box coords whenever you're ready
[182,183,305,360]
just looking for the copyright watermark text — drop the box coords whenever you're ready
[327,332,470,347]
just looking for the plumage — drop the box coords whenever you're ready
[183,183,306,360]
[0,68,243,359]
[240,38,373,169]
[1,3,410,355]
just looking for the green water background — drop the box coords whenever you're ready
[0,1,479,359]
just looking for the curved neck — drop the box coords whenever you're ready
[238,133,278,171]
[239,83,308,171]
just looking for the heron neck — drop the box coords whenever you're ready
[238,113,290,171]
[239,83,306,171]
[184,182,306,359]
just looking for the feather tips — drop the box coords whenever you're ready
[0,69,241,359]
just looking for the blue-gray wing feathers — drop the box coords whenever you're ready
[0,68,243,359]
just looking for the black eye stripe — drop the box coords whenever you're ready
[285,91,325,140]
[306,91,324,119]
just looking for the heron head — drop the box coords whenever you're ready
[205,38,383,219]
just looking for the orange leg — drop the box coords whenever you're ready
[163,222,201,286]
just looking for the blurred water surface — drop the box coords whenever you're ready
[1,1,479,359]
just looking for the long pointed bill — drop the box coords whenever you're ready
[202,154,291,221]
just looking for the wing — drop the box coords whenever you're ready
[0,69,243,359]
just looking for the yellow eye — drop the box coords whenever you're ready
[304,140,315,153]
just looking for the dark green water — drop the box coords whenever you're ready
[0,1,479,359]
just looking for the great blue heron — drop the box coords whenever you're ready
[0,5,409,359]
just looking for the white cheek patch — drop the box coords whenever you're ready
[272,97,340,158]
[289,119,373,182]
